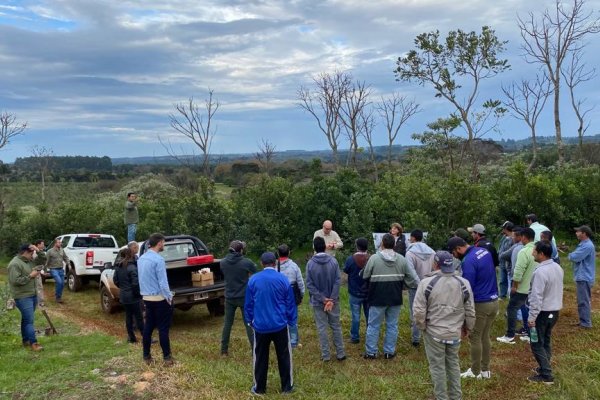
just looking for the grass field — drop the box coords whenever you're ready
[1,256,599,400]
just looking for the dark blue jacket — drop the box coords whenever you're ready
[461,246,498,303]
[343,252,370,298]
[113,260,141,305]
[244,268,297,334]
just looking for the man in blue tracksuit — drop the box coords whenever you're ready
[245,252,297,395]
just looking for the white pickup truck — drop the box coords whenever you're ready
[53,233,120,292]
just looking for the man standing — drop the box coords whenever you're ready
[468,224,499,268]
[527,240,563,384]
[220,240,256,356]
[32,239,47,306]
[306,236,346,361]
[413,251,475,400]
[568,225,596,329]
[124,192,139,242]
[361,233,419,359]
[245,252,296,396]
[313,220,343,256]
[343,237,370,344]
[138,233,174,366]
[46,238,69,303]
[405,229,435,347]
[277,244,305,348]
[498,222,515,299]
[447,237,498,379]
[8,244,43,351]
[497,227,538,344]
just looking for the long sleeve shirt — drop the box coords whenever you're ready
[528,259,563,322]
[460,246,498,303]
[8,255,36,299]
[313,229,343,256]
[512,242,538,294]
[138,249,172,302]
[46,247,69,269]
[568,239,596,283]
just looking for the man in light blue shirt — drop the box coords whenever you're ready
[568,225,596,328]
[138,233,174,365]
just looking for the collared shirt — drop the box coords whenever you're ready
[138,249,172,301]
[528,259,563,323]
[568,238,596,283]
[513,242,538,294]
[46,247,69,269]
[313,229,343,256]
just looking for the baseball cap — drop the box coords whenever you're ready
[260,251,277,265]
[447,237,467,253]
[574,225,594,238]
[467,224,485,234]
[435,251,455,273]
[229,240,246,253]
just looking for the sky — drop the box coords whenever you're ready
[1,0,599,162]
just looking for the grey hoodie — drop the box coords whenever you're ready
[406,242,435,279]
[305,252,341,307]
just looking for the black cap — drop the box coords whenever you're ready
[447,237,467,253]
[19,244,34,253]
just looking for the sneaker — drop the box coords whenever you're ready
[220,351,228,357]
[350,338,360,344]
[250,386,265,396]
[460,368,482,379]
[336,355,347,361]
[363,353,377,360]
[520,336,531,343]
[321,357,331,362]
[55,298,64,304]
[532,367,541,374]
[480,371,491,379]
[496,335,515,344]
[383,352,396,359]
[30,343,43,352]
[281,387,294,395]
[411,341,420,348]
[516,327,528,335]
[527,374,554,385]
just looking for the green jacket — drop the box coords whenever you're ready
[34,250,47,267]
[124,200,139,225]
[512,242,538,294]
[8,255,36,299]
[46,247,69,269]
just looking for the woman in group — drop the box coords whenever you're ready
[113,247,144,343]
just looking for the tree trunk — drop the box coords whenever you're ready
[554,85,564,165]
[527,126,538,173]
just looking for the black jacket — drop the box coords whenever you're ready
[475,237,499,267]
[113,260,141,304]
[393,234,406,256]
[220,251,257,299]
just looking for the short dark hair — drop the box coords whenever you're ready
[277,244,290,257]
[147,233,165,248]
[535,240,553,258]
[522,227,535,240]
[541,230,553,241]
[355,237,368,252]
[526,213,538,223]
[410,229,424,242]
[127,192,136,198]
[513,226,524,236]
[381,233,395,249]
[34,239,45,246]
[313,236,326,253]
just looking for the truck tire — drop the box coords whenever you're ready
[67,268,83,292]
[100,285,119,314]
[207,299,225,316]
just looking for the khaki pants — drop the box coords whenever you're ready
[469,300,498,374]
[424,332,462,400]
[35,274,45,303]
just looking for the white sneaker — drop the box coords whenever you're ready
[460,368,482,379]
[480,370,491,379]
[496,335,515,344]
[520,336,531,343]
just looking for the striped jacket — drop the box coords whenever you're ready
[361,250,420,306]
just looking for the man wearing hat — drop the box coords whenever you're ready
[568,225,596,328]
[413,251,475,400]
[447,237,498,379]
[468,224,499,268]
[245,252,296,395]
[8,244,43,351]
[220,240,257,356]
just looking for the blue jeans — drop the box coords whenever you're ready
[365,305,401,356]
[576,281,592,327]
[408,289,421,344]
[49,268,65,299]
[349,294,369,342]
[15,296,38,345]
[127,224,137,242]
[289,307,299,347]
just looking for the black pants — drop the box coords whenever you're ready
[530,311,559,379]
[506,292,528,337]
[143,300,173,360]
[123,301,144,341]
[253,327,293,394]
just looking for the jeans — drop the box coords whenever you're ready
[143,300,173,360]
[349,294,369,342]
[505,292,528,337]
[408,288,420,344]
[15,296,38,345]
[530,311,559,379]
[252,327,293,394]
[312,303,345,360]
[576,281,592,327]
[470,301,498,374]
[498,266,509,298]
[289,307,300,347]
[49,268,65,300]
[365,305,401,356]
[123,301,144,341]
[127,224,137,242]
[424,332,462,400]
[221,297,254,354]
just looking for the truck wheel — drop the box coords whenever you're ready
[207,299,225,316]
[67,269,83,292]
[100,285,119,314]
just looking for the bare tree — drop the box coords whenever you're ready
[339,79,372,168]
[518,0,600,164]
[256,138,276,176]
[376,94,421,167]
[359,107,378,181]
[502,76,552,171]
[0,111,27,150]
[298,71,352,167]
[167,89,220,176]
[562,51,596,156]
[30,145,54,202]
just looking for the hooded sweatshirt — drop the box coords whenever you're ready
[406,242,435,279]
[305,252,341,307]
[343,252,370,298]
[360,249,420,307]
[220,251,257,299]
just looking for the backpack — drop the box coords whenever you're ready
[424,275,470,303]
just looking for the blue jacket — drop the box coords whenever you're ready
[568,239,596,284]
[343,252,370,298]
[138,249,172,302]
[244,268,297,333]
[461,246,498,303]
[306,252,341,307]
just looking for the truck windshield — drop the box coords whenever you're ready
[72,237,117,248]
[160,242,197,262]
